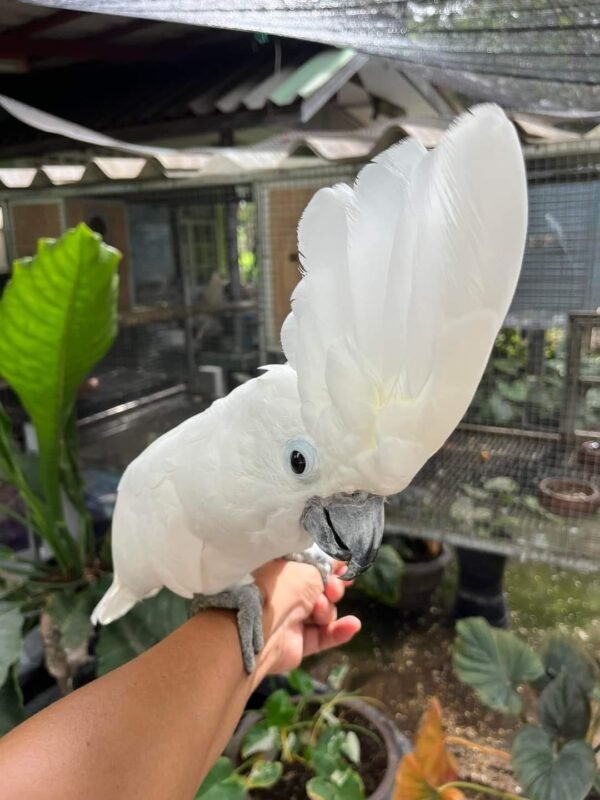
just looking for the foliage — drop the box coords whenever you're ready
[450,475,561,541]
[352,544,404,606]
[454,617,599,800]
[196,666,375,800]
[352,534,444,608]
[0,224,120,570]
[0,225,122,729]
[466,328,566,431]
[394,699,464,800]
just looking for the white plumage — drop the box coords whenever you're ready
[92,104,527,627]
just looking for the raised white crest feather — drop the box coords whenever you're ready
[282,104,528,494]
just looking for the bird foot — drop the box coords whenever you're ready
[286,543,333,587]
[190,581,264,673]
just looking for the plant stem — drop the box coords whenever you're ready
[446,736,512,763]
[0,502,31,529]
[438,781,528,800]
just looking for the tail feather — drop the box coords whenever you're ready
[91,578,138,626]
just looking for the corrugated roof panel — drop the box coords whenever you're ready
[242,67,295,111]
[300,52,368,122]
[270,48,356,106]
[216,75,265,114]
[0,168,37,188]
[40,164,86,184]
[82,157,146,182]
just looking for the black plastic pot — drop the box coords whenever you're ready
[397,545,451,613]
[227,697,410,800]
[452,546,509,628]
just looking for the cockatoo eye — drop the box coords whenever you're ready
[285,439,319,480]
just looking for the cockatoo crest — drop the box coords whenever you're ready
[281,104,527,495]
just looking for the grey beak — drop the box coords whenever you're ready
[301,492,385,580]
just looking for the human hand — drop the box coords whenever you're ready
[253,559,361,679]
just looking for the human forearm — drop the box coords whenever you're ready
[0,609,266,800]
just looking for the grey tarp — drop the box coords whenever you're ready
[23,1,600,117]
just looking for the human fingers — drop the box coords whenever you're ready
[324,573,351,604]
[302,616,361,657]
[310,594,337,627]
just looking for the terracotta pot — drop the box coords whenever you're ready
[226,697,410,800]
[539,477,600,517]
[579,440,600,468]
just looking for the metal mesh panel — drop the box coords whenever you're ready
[73,182,259,472]
[253,144,600,570]
[4,143,600,568]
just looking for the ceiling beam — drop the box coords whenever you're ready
[6,10,85,38]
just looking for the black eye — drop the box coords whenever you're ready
[290,450,306,475]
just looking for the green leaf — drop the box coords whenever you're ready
[246,760,283,789]
[327,664,349,691]
[460,484,490,501]
[537,636,597,694]
[450,496,492,526]
[497,378,528,403]
[0,665,25,736]
[196,757,234,798]
[488,392,515,425]
[0,225,120,566]
[264,688,296,727]
[288,667,314,698]
[46,589,95,652]
[341,731,361,765]
[196,777,245,800]
[353,544,404,606]
[483,477,519,495]
[96,588,187,675]
[241,723,280,758]
[538,671,591,740]
[0,601,23,686]
[454,617,544,713]
[333,768,364,800]
[307,777,338,800]
[512,725,596,800]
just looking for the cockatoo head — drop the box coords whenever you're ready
[275,104,527,578]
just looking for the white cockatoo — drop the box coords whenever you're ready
[92,104,527,671]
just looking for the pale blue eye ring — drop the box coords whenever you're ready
[285,438,319,480]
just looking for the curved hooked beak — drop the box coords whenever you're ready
[301,492,385,580]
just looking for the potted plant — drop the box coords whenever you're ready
[352,534,451,613]
[448,476,560,627]
[445,616,600,800]
[0,225,189,733]
[197,665,410,800]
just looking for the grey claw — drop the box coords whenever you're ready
[286,545,333,588]
[191,583,264,674]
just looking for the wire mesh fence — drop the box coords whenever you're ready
[1,140,600,567]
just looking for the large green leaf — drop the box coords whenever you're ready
[288,667,314,698]
[195,757,235,798]
[46,589,96,652]
[0,601,23,686]
[241,723,280,758]
[538,671,591,740]
[0,665,25,736]
[512,725,596,800]
[353,543,404,606]
[454,617,544,713]
[0,224,120,564]
[537,636,597,694]
[96,588,187,675]
[264,688,296,727]
[246,760,283,789]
